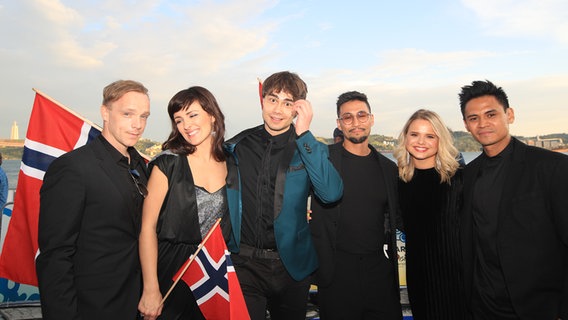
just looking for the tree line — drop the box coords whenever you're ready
[2,133,567,160]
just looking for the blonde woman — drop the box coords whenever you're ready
[394,109,468,320]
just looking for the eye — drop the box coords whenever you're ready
[284,101,294,108]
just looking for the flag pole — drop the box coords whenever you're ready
[32,88,103,131]
[161,218,222,304]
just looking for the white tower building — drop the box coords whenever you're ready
[10,121,19,140]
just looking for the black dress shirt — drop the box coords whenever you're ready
[235,126,294,249]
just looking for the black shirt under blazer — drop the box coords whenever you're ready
[309,143,402,289]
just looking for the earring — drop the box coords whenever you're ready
[211,131,217,137]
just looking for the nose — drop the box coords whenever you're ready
[350,115,360,126]
[417,135,425,144]
[274,100,288,111]
[132,117,142,129]
[478,116,488,127]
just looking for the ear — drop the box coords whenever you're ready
[506,107,515,124]
[100,105,109,122]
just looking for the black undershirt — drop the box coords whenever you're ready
[335,148,387,254]
[471,140,516,318]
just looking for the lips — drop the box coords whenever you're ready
[477,130,493,136]
[270,115,284,122]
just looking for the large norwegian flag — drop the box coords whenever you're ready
[172,221,250,320]
[0,90,101,286]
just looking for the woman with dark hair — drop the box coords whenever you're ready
[138,86,230,319]
[394,109,468,320]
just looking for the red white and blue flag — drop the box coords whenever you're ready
[0,90,101,286]
[173,222,250,320]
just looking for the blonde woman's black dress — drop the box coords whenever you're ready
[399,168,469,320]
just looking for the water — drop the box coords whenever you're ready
[1,160,20,190]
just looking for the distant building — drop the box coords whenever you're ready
[522,136,563,150]
[10,121,19,140]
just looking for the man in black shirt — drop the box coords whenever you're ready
[310,91,403,319]
[459,80,568,319]
[225,71,343,320]
[36,80,151,319]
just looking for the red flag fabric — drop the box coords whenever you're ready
[174,223,250,319]
[258,78,263,108]
[0,91,101,286]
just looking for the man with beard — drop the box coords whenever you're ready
[310,91,403,319]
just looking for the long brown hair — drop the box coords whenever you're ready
[162,86,226,161]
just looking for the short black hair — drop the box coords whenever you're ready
[336,91,371,117]
[458,80,509,119]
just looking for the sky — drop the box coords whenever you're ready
[1,0,567,142]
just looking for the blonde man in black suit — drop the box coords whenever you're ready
[37,80,151,319]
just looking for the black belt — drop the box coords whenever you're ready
[238,244,280,260]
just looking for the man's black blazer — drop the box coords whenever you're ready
[461,137,568,319]
[36,136,148,319]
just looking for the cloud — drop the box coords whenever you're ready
[462,0,568,43]
[372,49,497,84]
[1,0,566,143]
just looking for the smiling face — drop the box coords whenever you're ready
[262,90,296,136]
[463,95,514,157]
[101,91,150,155]
[174,101,215,147]
[405,119,439,169]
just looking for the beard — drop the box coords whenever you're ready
[347,135,368,144]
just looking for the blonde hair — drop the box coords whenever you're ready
[102,80,148,107]
[394,109,459,184]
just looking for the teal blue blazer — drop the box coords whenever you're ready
[224,126,343,281]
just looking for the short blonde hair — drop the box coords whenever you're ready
[102,80,148,107]
[394,109,459,183]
